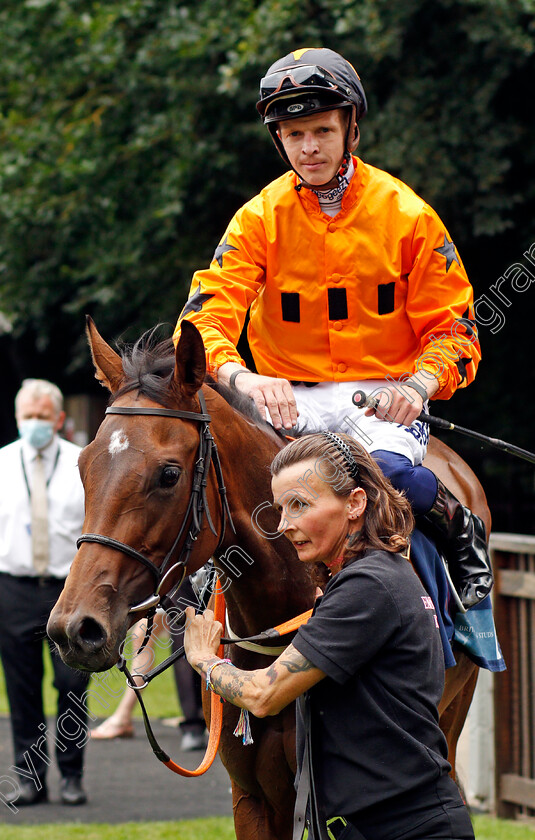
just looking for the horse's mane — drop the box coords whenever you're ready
[111,328,286,438]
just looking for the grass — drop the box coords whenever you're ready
[0,634,181,720]
[0,817,236,839]
[474,815,535,838]
[0,815,533,839]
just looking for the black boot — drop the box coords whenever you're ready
[422,479,493,608]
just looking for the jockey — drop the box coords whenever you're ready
[175,47,492,608]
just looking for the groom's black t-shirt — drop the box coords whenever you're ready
[293,549,450,818]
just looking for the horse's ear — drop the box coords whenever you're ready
[173,320,206,398]
[85,315,124,394]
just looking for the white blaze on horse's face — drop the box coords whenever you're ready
[108,429,129,456]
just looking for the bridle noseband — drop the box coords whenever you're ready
[76,391,235,614]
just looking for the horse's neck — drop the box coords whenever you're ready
[209,394,315,638]
[215,515,314,640]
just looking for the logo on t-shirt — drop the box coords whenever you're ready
[421,595,439,628]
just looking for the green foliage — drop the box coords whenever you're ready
[1,0,533,369]
[0,1,534,517]
[0,0,266,368]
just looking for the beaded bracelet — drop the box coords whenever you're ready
[205,658,233,691]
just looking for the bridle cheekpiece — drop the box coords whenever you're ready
[76,391,235,615]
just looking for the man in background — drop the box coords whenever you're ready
[0,379,88,807]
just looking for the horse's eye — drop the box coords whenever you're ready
[160,465,181,488]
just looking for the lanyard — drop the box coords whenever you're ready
[20,445,61,500]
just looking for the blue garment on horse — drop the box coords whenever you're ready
[370,449,504,671]
[371,450,438,514]
[410,529,505,672]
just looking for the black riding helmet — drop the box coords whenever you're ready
[256,48,367,183]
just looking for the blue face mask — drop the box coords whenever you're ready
[18,419,55,451]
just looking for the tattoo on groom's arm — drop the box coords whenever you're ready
[212,668,255,704]
[279,650,316,674]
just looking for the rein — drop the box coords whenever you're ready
[75,392,236,776]
[119,588,313,777]
[122,578,228,777]
[220,608,313,647]
[76,391,235,615]
[76,390,312,776]
[123,605,316,693]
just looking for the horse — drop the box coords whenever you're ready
[48,318,489,840]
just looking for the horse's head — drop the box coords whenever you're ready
[48,317,224,671]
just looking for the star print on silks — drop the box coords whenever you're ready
[180,283,215,317]
[434,235,461,272]
[455,306,477,339]
[213,234,238,268]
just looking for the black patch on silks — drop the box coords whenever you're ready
[378,282,396,315]
[328,288,348,320]
[281,292,301,322]
[456,356,473,383]
[456,307,477,339]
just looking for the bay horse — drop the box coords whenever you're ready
[48,318,488,840]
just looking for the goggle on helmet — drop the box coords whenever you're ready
[256,48,367,125]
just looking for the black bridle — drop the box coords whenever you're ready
[76,391,235,615]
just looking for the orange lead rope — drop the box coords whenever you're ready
[161,577,227,777]
[271,608,313,636]
[128,581,313,777]
[126,578,227,777]
[220,606,313,647]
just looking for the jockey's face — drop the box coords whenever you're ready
[272,458,366,567]
[277,109,348,187]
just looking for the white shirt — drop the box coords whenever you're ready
[0,436,85,578]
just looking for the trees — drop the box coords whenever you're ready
[1,0,533,522]
[0,0,264,374]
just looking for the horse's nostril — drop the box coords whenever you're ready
[77,617,107,651]
[47,613,67,647]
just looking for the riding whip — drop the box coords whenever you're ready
[352,390,535,465]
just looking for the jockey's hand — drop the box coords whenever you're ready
[219,365,298,430]
[364,386,424,426]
